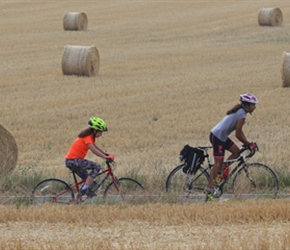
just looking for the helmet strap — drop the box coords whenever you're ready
[241,102,252,115]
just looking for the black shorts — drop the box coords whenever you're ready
[209,132,235,158]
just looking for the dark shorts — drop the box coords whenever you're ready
[65,158,100,180]
[209,132,235,158]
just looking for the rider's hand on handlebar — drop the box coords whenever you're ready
[240,142,258,158]
[106,154,115,162]
[248,142,258,151]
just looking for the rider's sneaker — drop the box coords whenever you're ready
[204,188,218,201]
[206,193,216,201]
[79,187,96,198]
[79,187,88,196]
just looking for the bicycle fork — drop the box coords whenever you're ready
[92,174,125,200]
[110,175,128,201]
[241,166,257,189]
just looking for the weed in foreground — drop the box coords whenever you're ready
[0,164,44,195]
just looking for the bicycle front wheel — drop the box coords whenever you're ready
[103,178,145,204]
[165,164,209,202]
[232,163,279,199]
[31,178,74,205]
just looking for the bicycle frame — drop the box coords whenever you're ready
[216,156,245,189]
[71,161,121,196]
[45,162,121,203]
[202,146,254,190]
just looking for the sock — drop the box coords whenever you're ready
[82,185,89,190]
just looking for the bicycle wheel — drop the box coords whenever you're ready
[232,163,279,199]
[165,164,210,202]
[103,178,145,204]
[31,178,74,205]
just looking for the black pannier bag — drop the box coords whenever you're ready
[179,144,205,174]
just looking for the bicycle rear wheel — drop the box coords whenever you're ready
[232,163,279,199]
[165,164,209,202]
[103,178,145,204]
[31,178,74,205]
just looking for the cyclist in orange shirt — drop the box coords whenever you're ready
[65,117,114,197]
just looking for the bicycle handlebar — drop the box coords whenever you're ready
[106,158,115,164]
[239,144,259,159]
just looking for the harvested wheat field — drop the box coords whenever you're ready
[1,200,290,249]
[1,0,290,249]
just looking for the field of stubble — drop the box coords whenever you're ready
[1,1,290,249]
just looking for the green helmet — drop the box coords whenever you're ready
[88,117,108,132]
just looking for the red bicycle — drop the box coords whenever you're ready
[31,159,145,204]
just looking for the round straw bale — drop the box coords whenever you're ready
[63,12,88,31]
[281,51,290,87]
[0,125,18,176]
[61,45,99,77]
[258,7,283,26]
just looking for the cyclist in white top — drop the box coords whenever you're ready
[206,94,259,199]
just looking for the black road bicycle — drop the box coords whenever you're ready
[165,145,279,202]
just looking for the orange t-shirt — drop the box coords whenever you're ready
[65,134,95,159]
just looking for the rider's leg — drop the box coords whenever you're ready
[226,144,239,161]
[223,140,239,170]
[208,132,225,190]
[82,176,94,189]
[80,160,100,194]
[208,157,224,189]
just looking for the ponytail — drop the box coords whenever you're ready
[226,104,243,115]
[78,128,96,142]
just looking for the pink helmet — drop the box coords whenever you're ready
[240,93,258,104]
